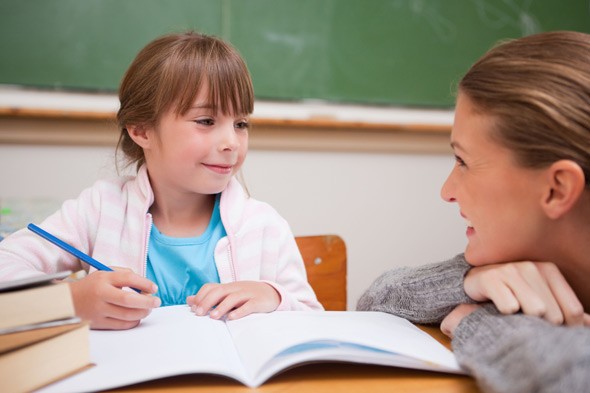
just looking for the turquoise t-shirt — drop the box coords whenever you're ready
[146,195,224,306]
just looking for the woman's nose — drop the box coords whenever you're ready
[440,171,457,203]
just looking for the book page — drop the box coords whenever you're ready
[226,311,463,386]
[38,305,249,393]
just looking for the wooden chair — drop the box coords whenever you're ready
[295,235,347,311]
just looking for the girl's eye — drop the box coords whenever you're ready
[195,118,214,126]
[235,120,250,130]
[454,154,467,168]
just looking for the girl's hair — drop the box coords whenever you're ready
[116,31,254,170]
[459,31,590,186]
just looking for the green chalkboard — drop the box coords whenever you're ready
[1,0,589,107]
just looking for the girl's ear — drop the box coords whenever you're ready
[126,125,151,149]
[541,160,586,219]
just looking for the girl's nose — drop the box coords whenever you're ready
[220,125,239,152]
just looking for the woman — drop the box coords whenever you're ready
[358,31,590,393]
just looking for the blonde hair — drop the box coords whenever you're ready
[459,31,590,186]
[116,31,254,170]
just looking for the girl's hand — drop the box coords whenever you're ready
[187,281,281,320]
[69,268,160,330]
[464,261,586,326]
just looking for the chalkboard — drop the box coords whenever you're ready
[1,0,589,107]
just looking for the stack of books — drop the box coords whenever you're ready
[0,272,91,393]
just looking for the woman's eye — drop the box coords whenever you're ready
[454,155,467,167]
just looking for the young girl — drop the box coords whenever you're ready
[0,31,322,330]
[358,31,590,393]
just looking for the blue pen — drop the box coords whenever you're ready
[27,223,141,293]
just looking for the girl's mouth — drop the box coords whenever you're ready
[203,164,233,174]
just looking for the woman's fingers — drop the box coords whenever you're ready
[539,263,585,326]
[464,262,586,326]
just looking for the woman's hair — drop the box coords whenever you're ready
[459,31,590,186]
[116,31,254,170]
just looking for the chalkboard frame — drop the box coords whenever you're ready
[1,0,589,108]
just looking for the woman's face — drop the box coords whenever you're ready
[441,93,548,266]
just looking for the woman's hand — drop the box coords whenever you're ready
[440,303,481,338]
[69,267,160,330]
[187,281,281,320]
[464,261,586,325]
[442,303,590,339]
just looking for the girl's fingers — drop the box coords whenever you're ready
[209,294,246,319]
[189,282,281,320]
[98,271,160,309]
[190,283,218,305]
[92,316,142,330]
[109,287,161,309]
[101,301,154,322]
[72,272,158,330]
[227,301,256,320]
[191,284,229,316]
[109,269,159,295]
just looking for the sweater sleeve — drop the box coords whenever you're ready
[0,179,110,281]
[453,304,590,393]
[356,254,473,324]
[266,226,324,312]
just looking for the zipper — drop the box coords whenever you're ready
[227,241,236,282]
[143,213,153,277]
[219,191,237,283]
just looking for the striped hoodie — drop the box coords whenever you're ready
[0,166,322,311]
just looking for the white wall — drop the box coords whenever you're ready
[0,144,466,309]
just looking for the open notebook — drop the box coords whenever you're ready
[39,305,464,391]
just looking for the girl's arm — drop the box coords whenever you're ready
[451,305,590,393]
[0,203,89,280]
[264,227,323,311]
[0,179,126,281]
[0,181,159,329]
[356,254,473,324]
[188,214,323,318]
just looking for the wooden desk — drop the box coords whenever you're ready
[107,326,479,393]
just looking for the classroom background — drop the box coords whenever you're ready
[1,0,589,309]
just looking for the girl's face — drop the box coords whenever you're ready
[441,93,548,266]
[143,87,249,197]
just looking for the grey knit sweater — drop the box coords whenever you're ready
[357,254,474,324]
[357,254,590,393]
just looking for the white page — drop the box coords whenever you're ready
[38,305,248,393]
[226,311,463,386]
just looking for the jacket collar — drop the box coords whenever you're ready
[219,177,248,238]
[134,165,155,213]
[133,164,247,236]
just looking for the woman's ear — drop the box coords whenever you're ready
[541,160,586,219]
[126,124,151,149]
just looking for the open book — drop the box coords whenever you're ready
[39,305,464,392]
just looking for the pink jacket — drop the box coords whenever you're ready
[0,166,322,311]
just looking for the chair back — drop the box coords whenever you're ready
[296,235,347,311]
